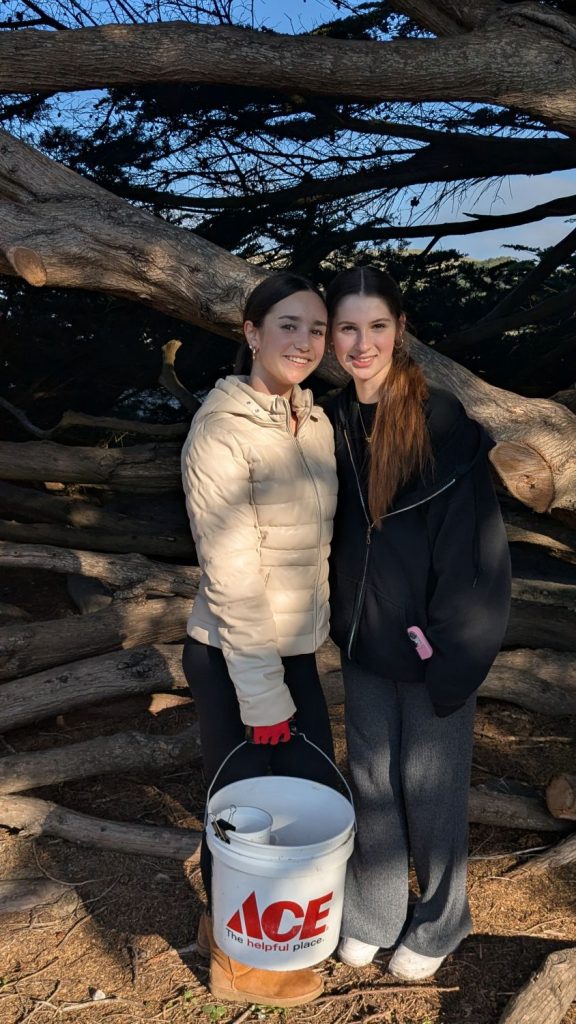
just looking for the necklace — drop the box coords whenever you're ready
[357,403,373,444]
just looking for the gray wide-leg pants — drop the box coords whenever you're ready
[341,657,476,957]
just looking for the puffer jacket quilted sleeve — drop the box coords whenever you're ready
[182,418,296,727]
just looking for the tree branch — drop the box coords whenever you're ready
[441,283,576,353]
[475,224,576,324]
[0,20,575,135]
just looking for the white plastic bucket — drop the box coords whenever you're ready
[207,774,355,970]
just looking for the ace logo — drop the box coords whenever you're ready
[227,890,334,943]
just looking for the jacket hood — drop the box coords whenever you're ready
[331,381,495,514]
[196,375,314,429]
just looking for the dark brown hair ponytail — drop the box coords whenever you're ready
[326,266,431,521]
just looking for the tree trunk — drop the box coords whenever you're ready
[505,508,576,565]
[1,14,575,134]
[468,788,571,833]
[509,833,576,878]
[0,644,185,733]
[0,519,195,559]
[0,482,194,558]
[507,578,576,651]
[546,774,576,821]
[0,439,182,492]
[0,130,574,513]
[497,948,576,1024]
[0,597,190,681]
[0,541,200,598]
[0,794,201,860]
[0,725,200,794]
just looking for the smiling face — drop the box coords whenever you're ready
[245,290,327,398]
[330,293,405,402]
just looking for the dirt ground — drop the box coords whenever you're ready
[1,570,575,1024]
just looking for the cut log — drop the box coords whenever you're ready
[0,518,195,558]
[0,482,194,558]
[504,509,576,565]
[0,645,185,733]
[0,398,190,440]
[0,439,182,492]
[468,788,571,833]
[497,947,576,1024]
[507,578,576,651]
[0,725,200,793]
[0,597,190,681]
[0,878,68,915]
[478,655,576,717]
[546,774,576,821]
[0,541,200,598]
[0,794,201,859]
[0,129,574,513]
[509,832,576,877]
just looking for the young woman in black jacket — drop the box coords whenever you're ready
[325,266,511,980]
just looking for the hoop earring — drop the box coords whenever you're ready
[395,332,405,350]
[249,345,257,358]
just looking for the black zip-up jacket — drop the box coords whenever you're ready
[326,382,512,715]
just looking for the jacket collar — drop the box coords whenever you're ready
[213,375,314,430]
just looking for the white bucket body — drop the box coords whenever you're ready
[207,776,355,970]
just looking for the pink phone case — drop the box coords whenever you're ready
[407,626,433,660]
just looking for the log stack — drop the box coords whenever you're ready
[0,421,575,863]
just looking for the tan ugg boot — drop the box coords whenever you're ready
[195,912,213,959]
[209,943,324,1006]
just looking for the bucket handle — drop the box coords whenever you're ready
[204,733,355,833]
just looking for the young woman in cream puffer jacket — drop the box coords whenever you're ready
[182,373,337,727]
[180,275,339,1010]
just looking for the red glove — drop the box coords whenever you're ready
[250,720,292,745]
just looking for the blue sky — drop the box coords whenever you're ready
[251,0,576,262]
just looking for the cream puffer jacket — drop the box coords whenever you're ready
[181,376,337,727]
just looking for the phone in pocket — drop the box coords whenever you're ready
[407,626,433,660]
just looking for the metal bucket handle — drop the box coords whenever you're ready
[204,731,355,834]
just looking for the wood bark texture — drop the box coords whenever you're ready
[497,947,576,1024]
[0,541,200,598]
[0,597,191,680]
[468,788,571,833]
[1,10,576,134]
[0,130,574,512]
[0,725,200,793]
[509,832,576,877]
[0,794,201,859]
[0,645,186,732]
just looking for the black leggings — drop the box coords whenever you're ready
[182,637,336,903]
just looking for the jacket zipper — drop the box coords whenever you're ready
[342,427,457,659]
[293,428,322,648]
[343,430,372,660]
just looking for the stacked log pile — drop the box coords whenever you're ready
[0,422,575,869]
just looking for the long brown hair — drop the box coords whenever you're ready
[326,266,431,521]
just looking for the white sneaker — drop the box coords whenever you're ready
[388,943,446,980]
[337,936,380,967]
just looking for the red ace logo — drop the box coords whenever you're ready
[227,890,333,943]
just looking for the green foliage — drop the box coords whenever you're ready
[201,1004,228,1021]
